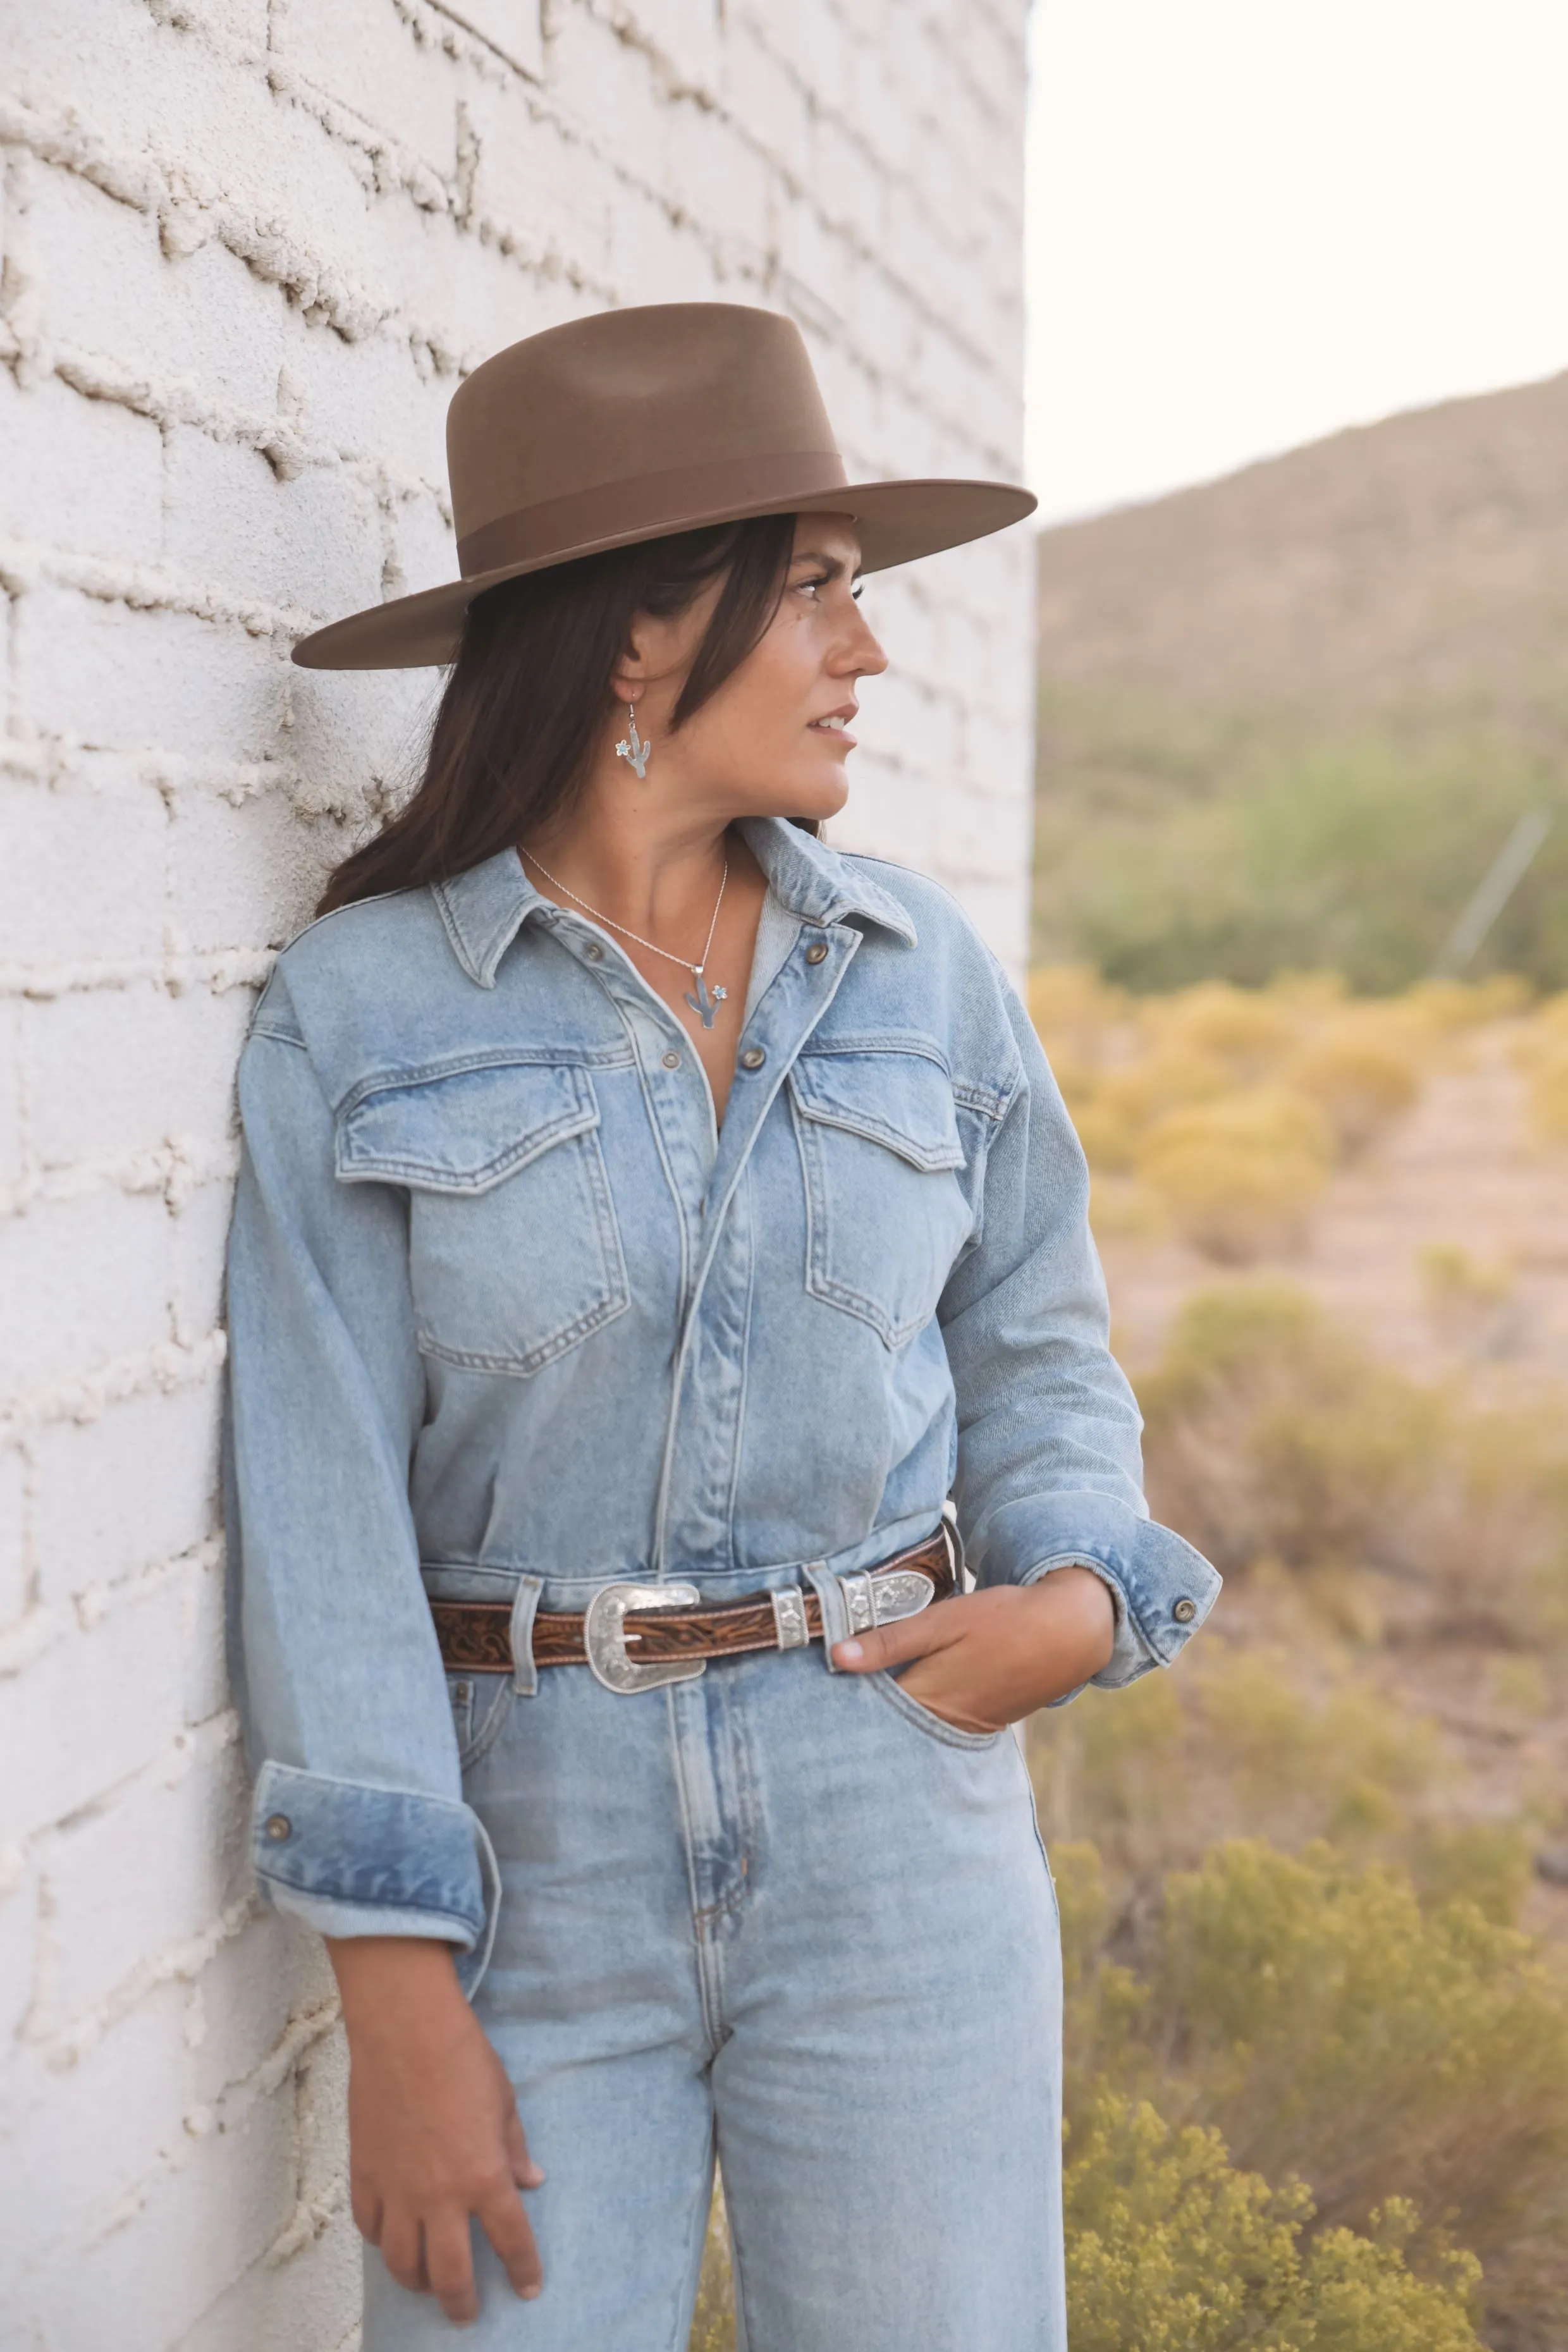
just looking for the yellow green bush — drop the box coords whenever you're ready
[1057,1841,1568,2346]
[1034,1650,1457,1902]
[1146,979,1303,1078]
[1127,1280,1568,1652]
[1285,1015,1421,1153]
[1064,2094,1483,2352]
[1136,1088,1335,1258]
[1136,1281,1447,1576]
[1514,991,1568,1141]
[1029,969,1568,1257]
[688,2195,736,2352]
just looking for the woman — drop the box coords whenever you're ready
[224,303,1219,2349]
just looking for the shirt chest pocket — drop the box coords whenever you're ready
[335,1059,630,1377]
[788,1046,975,1349]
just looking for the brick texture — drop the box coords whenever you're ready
[0,4,1032,2341]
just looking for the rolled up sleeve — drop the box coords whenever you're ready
[939,981,1221,1701]
[223,974,498,1992]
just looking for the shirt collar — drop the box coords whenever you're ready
[431,818,917,989]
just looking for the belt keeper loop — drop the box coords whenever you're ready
[941,1502,971,1593]
[803,1562,850,1669]
[509,1575,545,1696]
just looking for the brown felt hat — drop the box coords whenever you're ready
[291,302,1036,670]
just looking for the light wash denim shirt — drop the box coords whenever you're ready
[224,817,1220,1983]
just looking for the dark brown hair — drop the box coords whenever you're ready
[317,513,798,915]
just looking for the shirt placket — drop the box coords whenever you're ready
[649,919,864,1576]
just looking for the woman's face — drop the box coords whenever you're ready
[621,513,888,824]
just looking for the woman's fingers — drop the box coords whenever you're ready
[379,2209,427,2296]
[505,2104,546,2190]
[424,2210,481,2326]
[479,2175,546,2301]
[350,2175,384,2246]
[832,1594,968,1674]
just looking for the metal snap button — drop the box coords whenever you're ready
[805,941,830,965]
[583,942,604,962]
[1172,1597,1197,1624]
[740,1046,766,1070]
[662,1049,681,1069]
[263,1814,292,1842]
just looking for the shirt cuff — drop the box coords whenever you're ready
[250,1762,501,1998]
[971,1489,1221,1701]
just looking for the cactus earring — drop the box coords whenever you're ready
[615,700,651,780]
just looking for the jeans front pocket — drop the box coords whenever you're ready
[336,1054,630,1376]
[869,1667,1005,1750]
[788,1041,976,1349]
[446,1669,513,1770]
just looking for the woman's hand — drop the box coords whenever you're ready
[326,1937,544,2327]
[831,1566,1117,1732]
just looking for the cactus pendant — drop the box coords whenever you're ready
[615,707,651,780]
[683,971,728,1029]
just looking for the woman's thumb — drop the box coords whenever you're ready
[832,1596,960,1675]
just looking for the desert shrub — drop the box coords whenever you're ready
[1407,973,1534,1031]
[1027,969,1507,1254]
[1031,1656,1462,1962]
[1058,1841,1568,2346]
[1075,1049,1231,1173]
[1514,991,1568,1141]
[1285,1014,1421,1152]
[1147,980,1302,1077]
[1064,2093,1484,2352]
[1136,1281,1445,1574]
[688,2195,735,2351]
[1026,963,1132,1083]
[1137,1088,1335,1259]
[1132,1279,1568,1647]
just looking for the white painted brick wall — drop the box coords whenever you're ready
[0,3,1032,2341]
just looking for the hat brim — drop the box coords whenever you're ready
[290,477,1037,670]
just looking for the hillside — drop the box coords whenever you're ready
[1033,373,1568,990]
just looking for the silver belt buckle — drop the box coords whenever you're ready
[841,1565,938,1636]
[584,1581,706,1694]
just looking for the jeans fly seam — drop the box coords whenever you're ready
[666,1686,729,2050]
[692,1874,748,1933]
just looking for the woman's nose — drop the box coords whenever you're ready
[844,618,889,677]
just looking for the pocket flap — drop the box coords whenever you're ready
[336,1060,599,1193]
[789,1048,965,1172]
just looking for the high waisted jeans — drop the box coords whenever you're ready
[362,1603,1066,2351]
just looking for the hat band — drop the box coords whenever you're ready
[456,449,852,578]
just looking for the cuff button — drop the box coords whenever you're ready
[263,1813,293,1842]
[1172,1597,1197,1624]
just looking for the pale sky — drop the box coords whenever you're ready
[1024,0,1568,523]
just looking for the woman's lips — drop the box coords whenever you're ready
[809,712,857,745]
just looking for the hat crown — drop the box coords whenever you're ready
[446,304,841,548]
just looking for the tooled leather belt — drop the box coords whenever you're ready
[431,1527,955,1693]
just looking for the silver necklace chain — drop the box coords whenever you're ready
[519,846,729,981]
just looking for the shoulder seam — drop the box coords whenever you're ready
[276,881,426,958]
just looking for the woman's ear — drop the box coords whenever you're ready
[610,622,654,706]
